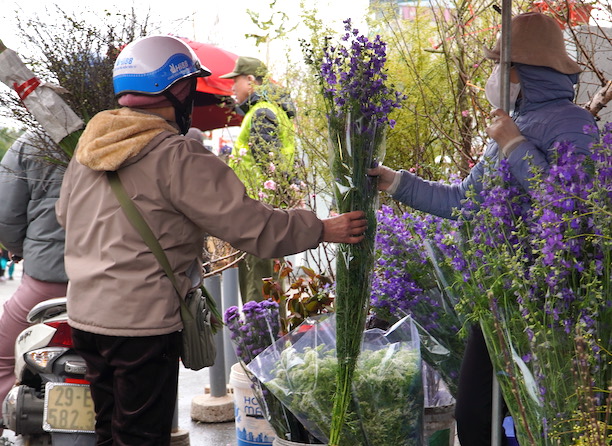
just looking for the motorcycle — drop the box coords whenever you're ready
[2,297,95,446]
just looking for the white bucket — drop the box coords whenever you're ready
[424,403,456,446]
[230,363,276,446]
[273,439,327,446]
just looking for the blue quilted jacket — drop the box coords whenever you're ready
[392,64,598,219]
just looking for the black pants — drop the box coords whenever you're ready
[72,329,181,446]
[455,325,508,446]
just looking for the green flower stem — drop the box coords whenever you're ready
[58,129,83,160]
[328,115,382,445]
[487,295,538,446]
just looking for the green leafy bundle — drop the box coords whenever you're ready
[248,315,423,445]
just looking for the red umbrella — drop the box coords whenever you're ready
[179,38,243,131]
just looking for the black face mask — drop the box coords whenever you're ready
[163,79,198,135]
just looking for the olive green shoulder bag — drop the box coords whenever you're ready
[106,170,216,370]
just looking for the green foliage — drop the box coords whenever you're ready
[262,261,334,334]
[0,127,21,160]
[246,0,297,46]
[368,1,499,182]
[265,328,422,445]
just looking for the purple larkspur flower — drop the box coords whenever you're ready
[371,204,464,334]
[321,18,404,129]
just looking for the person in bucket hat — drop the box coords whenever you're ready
[221,56,298,303]
[369,12,598,446]
[483,11,581,75]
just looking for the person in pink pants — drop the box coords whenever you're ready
[0,132,68,434]
[0,276,68,425]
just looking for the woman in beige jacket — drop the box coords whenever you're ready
[56,35,366,446]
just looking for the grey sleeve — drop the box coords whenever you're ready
[391,160,486,220]
[0,144,29,254]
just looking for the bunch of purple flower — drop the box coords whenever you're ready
[371,204,466,396]
[446,127,612,445]
[224,299,281,365]
[320,19,404,128]
[373,205,450,329]
[224,300,321,442]
[526,139,601,334]
[316,19,407,446]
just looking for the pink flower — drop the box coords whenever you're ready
[264,180,277,190]
[269,163,276,172]
[461,110,470,118]
[239,148,248,157]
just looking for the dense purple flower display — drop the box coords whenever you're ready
[373,206,447,328]
[224,299,281,365]
[446,133,612,445]
[371,204,466,395]
[526,141,601,334]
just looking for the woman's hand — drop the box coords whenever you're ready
[321,210,367,244]
[486,109,526,156]
[367,165,399,192]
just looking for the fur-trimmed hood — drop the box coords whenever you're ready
[76,108,178,171]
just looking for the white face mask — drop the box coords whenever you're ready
[485,65,521,111]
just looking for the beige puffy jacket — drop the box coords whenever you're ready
[56,108,322,336]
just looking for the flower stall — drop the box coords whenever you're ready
[435,125,612,445]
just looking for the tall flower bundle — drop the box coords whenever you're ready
[316,18,404,445]
[440,127,612,445]
[371,204,466,396]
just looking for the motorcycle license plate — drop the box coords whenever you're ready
[43,382,95,433]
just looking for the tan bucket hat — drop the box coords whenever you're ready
[483,12,581,74]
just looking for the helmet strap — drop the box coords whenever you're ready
[163,79,197,135]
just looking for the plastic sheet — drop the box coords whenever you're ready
[0,42,84,143]
[249,315,424,446]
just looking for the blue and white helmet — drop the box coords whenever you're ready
[113,35,211,97]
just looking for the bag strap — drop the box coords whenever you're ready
[106,170,192,319]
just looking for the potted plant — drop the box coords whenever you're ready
[224,261,335,444]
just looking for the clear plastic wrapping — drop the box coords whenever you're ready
[248,315,424,445]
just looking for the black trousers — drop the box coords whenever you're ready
[455,325,508,446]
[72,329,181,446]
